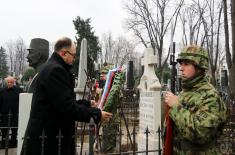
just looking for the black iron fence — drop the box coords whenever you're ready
[217,91,235,154]
[0,89,235,155]
[0,112,18,155]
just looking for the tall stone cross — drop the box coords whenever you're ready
[137,48,162,154]
[74,38,88,100]
[138,48,161,91]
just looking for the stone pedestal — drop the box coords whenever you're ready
[17,93,32,155]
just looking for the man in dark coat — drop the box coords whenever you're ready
[21,37,112,155]
[0,76,22,148]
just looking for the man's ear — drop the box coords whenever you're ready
[58,51,65,57]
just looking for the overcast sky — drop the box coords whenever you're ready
[0,0,126,46]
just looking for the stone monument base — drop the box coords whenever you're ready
[17,93,32,155]
[138,134,161,155]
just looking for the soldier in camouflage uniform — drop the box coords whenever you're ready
[164,45,227,155]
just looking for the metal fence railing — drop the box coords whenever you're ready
[217,91,235,154]
[1,90,235,155]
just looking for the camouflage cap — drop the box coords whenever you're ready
[101,63,114,74]
[177,45,209,70]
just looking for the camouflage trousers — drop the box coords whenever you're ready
[173,144,221,155]
[173,143,221,155]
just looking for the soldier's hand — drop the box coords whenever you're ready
[164,91,179,107]
[101,111,112,123]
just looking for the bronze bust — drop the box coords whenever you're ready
[26,38,49,92]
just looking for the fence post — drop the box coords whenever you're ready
[132,125,136,155]
[56,129,63,155]
[5,111,12,155]
[119,128,123,154]
[39,129,47,155]
[145,126,150,155]
[157,126,162,155]
[89,118,95,155]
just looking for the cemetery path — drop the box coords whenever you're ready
[0,148,16,155]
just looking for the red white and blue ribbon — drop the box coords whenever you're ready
[98,67,122,110]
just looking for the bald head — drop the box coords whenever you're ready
[5,76,15,88]
[54,37,73,52]
[54,37,76,66]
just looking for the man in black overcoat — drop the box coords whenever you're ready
[0,76,22,148]
[21,37,112,155]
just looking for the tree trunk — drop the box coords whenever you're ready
[223,0,232,68]
[211,67,216,86]
[229,67,235,100]
[230,0,235,100]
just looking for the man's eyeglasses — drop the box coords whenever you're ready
[65,51,76,58]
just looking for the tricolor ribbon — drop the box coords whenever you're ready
[98,67,121,110]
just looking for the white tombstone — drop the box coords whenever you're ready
[74,38,88,100]
[17,93,33,155]
[73,38,89,153]
[137,48,162,154]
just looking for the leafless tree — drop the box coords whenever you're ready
[5,41,15,74]
[223,0,231,68]
[124,0,184,81]
[5,38,27,77]
[100,33,138,71]
[203,0,223,86]
[101,32,115,64]
[14,37,27,76]
[179,2,207,46]
[185,0,224,86]
[112,36,135,67]
[101,33,136,64]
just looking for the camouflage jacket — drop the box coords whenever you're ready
[169,75,227,155]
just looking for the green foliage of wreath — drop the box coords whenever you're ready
[103,71,125,112]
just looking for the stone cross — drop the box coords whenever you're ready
[142,48,157,75]
[74,38,88,100]
[138,48,160,91]
[137,48,162,154]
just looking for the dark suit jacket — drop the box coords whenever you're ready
[21,52,101,155]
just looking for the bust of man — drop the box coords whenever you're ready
[26,38,49,92]
[27,38,49,73]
